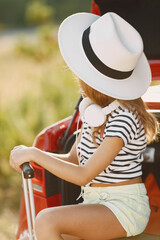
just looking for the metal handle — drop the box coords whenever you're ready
[22,163,36,240]
[22,162,34,179]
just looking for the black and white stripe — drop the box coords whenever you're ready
[77,105,146,184]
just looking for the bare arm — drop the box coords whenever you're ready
[46,140,79,165]
[10,131,80,171]
[10,135,123,186]
[32,130,81,165]
[31,137,123,186]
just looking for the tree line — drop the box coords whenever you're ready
[0,0,90,28]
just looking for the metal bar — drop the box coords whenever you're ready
[22,174,33,240]
[28,179,36,239]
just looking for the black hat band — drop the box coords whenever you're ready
[82,27,134,80]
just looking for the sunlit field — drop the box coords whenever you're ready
[0,27,79,239]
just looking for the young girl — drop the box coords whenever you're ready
[10,12,159,240]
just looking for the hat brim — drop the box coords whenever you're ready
[58,13,151,100]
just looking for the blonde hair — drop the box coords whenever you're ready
[79,79,159,145]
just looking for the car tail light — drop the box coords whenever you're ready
[31,163,46,197]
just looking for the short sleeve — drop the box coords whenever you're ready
[104,112,137,146]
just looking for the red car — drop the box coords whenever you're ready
[17,1,160,239]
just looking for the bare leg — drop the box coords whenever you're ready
[35,204,126,240]
[61,235,81,240]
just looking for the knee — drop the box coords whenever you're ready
[35,209,52,238]
[35,208,60,238]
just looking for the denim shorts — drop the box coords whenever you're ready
[80,183,150,237]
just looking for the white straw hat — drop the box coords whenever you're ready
[58,12,151,100]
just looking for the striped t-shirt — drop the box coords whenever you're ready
[77,105,147,185]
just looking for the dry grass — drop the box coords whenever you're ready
[0,209,19,240]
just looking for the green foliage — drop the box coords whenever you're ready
[47,0,91,23]
[0,0,90,28]
[0,29,79,212]
[25,0,54,25]
[0,65,79,169]
[16,24,58,61]
[0,0,28,27]
[0,0,89,230]
[0,0,89,218]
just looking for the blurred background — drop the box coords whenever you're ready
[0,1,90,239]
